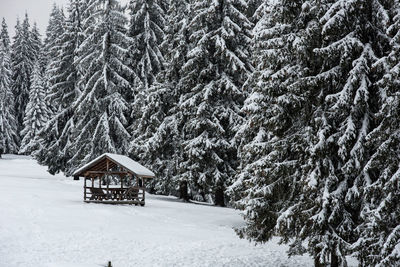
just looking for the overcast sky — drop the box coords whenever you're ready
[0,0,69,38]
[1,0,131,39]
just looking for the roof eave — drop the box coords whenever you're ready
[72,154,155,178]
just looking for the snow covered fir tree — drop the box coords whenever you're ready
[11,13,36,132]
[34,0,85,174]
[0,0,400,266]
[63,0,136,175]
[19,61,50,154]
[0,20,18,157]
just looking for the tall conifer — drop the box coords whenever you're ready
[129,0,190,196]
[352,1,400,265]
[34,0,84,174]
[0,27,19,155]
[0,18,11,52]
[20,62,50,154]
[178,0,252,205]
[66,0,135,175]
[11,14,35,131]
[127,0,166,89]
[231,0,320,255]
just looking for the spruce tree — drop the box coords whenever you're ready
[65,0,135,175]
[42,4,65,70]
[45,3,78,112]
[0,18,11,52]
[30,23,42,63]
[19,62,50,154]
[272,0,390,266]
[352,1,400,265]
[232,0,398,266]
[230,0,320,253]
[41,5,66,116]
[11,14,35,131]
[33,0,84,174]
[129,0,190,196]
[130,80,180,194]
[0,33,19,155]
[127,0,166,89]
[177,0,252,205]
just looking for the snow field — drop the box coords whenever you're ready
[0,155,316,267]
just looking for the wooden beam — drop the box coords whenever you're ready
[75,154,108,176]
[84,171,131,175]
[138,175,155,179]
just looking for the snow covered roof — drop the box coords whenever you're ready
[73,153,155,178]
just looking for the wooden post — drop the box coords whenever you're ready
[84,177,87,201]
[142,178,145,202]
[107,174,110,199]
[106,159,110,200]
[91,176,94,188]
[120,174,124,201]
[99,175,102,189]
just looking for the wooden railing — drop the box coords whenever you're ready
[84,186,146,205]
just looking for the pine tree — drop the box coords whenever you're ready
[352,1,400,265]
[231,0,398,266]
[42,4,65,70]
[41,5,66,116]
[30,23,42,63]
[177,0,252,205]
[65,0,135,175]
[127,0,166,89]
[129,0,190,196]
[247,0,264,23]
[33,0,84,174]
[0,31,19,156]
[45,4,78,112]
[0,18,11,52]
[130,80,179,194]
[272,0,390,266]
[230,0,320,253]
[11,14,35,131]
[19,62,50,154]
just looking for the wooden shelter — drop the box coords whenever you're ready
[73,153,155,205]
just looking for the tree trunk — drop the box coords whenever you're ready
[215,186,225,207]
[314,257,323,267]
[314,248,323,267]
[331,249,339,267]
[179,180,189,201]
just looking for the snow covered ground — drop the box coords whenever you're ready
[0,155,349,267]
